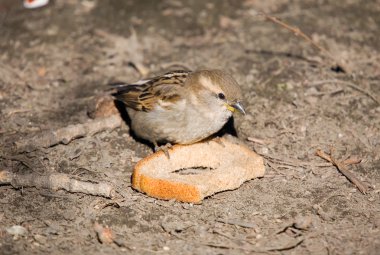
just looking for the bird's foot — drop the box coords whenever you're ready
[154,142,173,159]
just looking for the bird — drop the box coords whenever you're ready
[111,69,245,155]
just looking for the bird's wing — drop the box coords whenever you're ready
[111,70,191,112]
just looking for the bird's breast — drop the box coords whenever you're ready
[127,99,231,145]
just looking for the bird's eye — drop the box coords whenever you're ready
[218,93,226,100]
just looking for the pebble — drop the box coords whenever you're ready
[6,225,27,237]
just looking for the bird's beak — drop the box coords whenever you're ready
[226,102,246,115]
[232,102,246,115]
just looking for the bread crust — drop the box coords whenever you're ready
[132,137,265,203]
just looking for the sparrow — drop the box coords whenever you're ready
[111,69,245,155]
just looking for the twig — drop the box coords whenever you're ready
[216,219,257,229]
[259,153,332,168]
[0,155,34,169]
[315,149,368,194]
[260,12,349,72]
[247,137,270,145]
[307,79,380,105]
[212,229,241,242]
[304,88,344,97]
[265,238,304,252]
[0,170,116,198]
[128,62,149,77]
[15,115,123,152]
[343,156,362,165]
[200,238,303,253]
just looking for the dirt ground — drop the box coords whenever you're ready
[1,0,379,254]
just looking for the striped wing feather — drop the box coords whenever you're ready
[112,70,190,111]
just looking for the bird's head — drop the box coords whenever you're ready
[188,69,246,115]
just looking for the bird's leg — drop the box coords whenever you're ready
[162,143,173,159]
[153,141,172,159]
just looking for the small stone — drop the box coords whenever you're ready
[6,225,27,237]
[293,215,313,230]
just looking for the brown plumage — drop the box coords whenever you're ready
[112,69,245,151]
[113,70,190,111]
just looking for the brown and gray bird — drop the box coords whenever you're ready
[112,69,245,153]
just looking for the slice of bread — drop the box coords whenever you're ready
[132,137,265,203]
